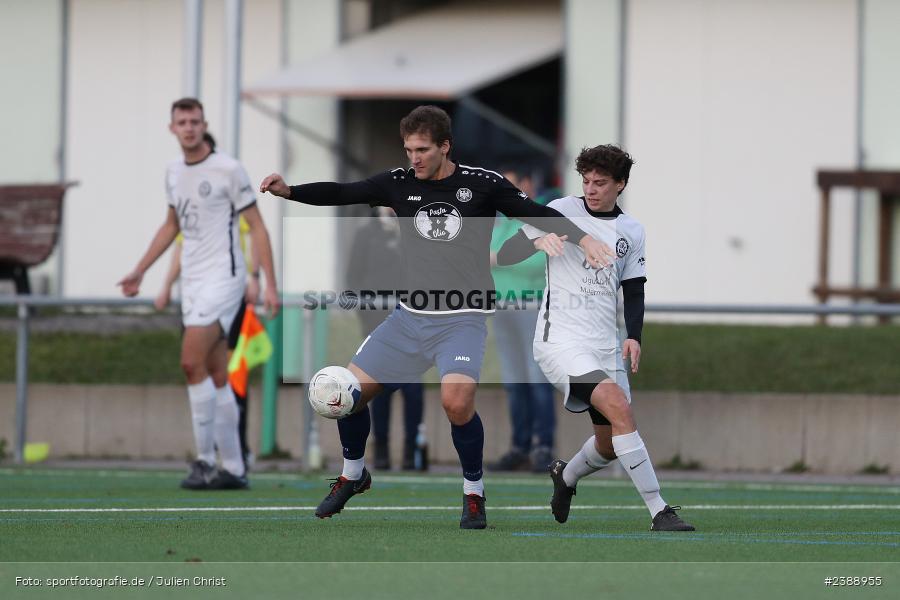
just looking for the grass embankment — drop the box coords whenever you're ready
[1,316,897,393]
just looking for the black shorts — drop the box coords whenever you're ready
[568,370,612,426]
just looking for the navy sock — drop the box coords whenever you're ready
[451,412,484,481]
[337,405,371,460]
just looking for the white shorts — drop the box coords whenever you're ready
[532,340,631,413]
[181,277,245,333]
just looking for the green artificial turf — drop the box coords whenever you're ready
[1,468,899,562]
[2,468,898,598]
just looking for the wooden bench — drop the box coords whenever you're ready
[0,184,73,294]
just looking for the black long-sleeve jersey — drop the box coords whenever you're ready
[288,164,590,313]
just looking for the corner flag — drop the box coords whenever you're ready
[228,304,273,396]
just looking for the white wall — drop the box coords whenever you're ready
[200,0,285,291]
[279,0,340,295]
[623,0,858,306]
[563,0,621,194]
[9,0,879,308]
[0,0,64,294]
[64,0,185,298]
[0,0,62,183]
[861,0,900,286]
[60,0,326,298]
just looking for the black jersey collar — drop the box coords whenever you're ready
[581,197,622,218]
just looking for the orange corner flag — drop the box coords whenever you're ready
[228,305,274,396]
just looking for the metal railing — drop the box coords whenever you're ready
[0,296,318,465]
[3,295,899,465]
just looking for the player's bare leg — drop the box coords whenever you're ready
[181,323,225,384]
[590,382,693,530]
[314,363,381,519]
[348,363,384,406]
[441,374,487,529]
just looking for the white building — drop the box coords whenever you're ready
[1,0,898,311]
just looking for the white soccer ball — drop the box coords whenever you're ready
[308,366,361,419]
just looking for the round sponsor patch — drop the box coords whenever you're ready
[456,187,472,202]
[615,237,629,258]
[199,181,212,197]
[414,202,462,241]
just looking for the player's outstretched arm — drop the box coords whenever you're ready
[533,233,567,257]
[118,207,180,297]
[496,229,565,266]
[577,235,615,269]
[260,173,384,207]
[492,188,614,269]
[511,203,613,269]
[259,173,291,198]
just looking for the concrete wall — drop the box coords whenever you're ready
[1,384,897,475]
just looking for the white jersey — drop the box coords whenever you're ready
[165,152,256,284]
[522,196,646,350]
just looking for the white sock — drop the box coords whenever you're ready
[563,436,614,488]
[214,385,245,477]
[612,430,667,517]
[342,457,365,480]
[187,378,217,466]
[463,478,485,497]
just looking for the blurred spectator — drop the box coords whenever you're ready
[488,167,559,472]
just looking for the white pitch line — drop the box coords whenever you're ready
[2,504,900,514]
[3,469,900,496]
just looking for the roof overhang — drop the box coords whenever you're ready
[244,1,562,100]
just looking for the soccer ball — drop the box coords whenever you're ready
[308,366,361,419]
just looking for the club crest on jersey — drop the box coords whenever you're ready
[615,237,629,258]
[199,180,212,197]
[456,187,472,203]
[414,202,462,242]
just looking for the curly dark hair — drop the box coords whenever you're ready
[399,105,453,148]
[575,144,634,193]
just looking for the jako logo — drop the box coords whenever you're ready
[454,355,471,361]
[407,195,422,201]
